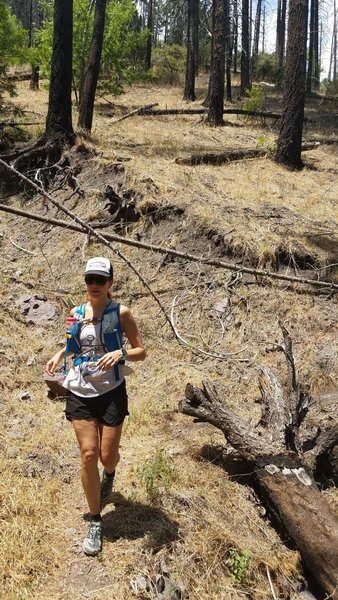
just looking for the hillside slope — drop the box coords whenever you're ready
[0,79,337,599]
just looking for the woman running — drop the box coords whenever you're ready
[46,256,146,555]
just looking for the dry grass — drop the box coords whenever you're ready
[0,78,337,599]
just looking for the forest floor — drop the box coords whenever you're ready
[0,75,337,600]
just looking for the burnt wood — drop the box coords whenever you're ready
[179,325,338,598]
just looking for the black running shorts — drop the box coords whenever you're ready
[65,380,129,426]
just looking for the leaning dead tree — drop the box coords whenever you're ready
[179,323,338,598]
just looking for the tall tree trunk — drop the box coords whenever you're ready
[276,0,287,70]
[275,0,308,169]
[183,0,199,101]
[28,0,39,90]
[240,0,250,94]
[146,0,153,69]
[306,0,315,92]
[252,0,262,71]
[78,0,107,132]
[233,0,238,73]
[45,0,74,142]
[78,0,96,101]
[206,0,226,124]
[225,0,232,100]
[29,65,39,90]
[262,1,266,52]
[313,0,319,89]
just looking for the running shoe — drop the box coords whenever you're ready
[82,520,103,556]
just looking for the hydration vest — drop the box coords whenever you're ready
[63,300,124,380]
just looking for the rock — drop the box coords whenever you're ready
[15,294,58,325]
[18,391,32,401]
[7,447,21,458]
[65,528,77,537]
[132,575,151,592]
[167,447,185,457]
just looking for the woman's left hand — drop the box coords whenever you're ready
[97,350,123,371]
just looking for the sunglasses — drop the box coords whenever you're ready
[85,274,109,286]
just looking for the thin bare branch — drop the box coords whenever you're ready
[0,158,177,338]
[0,200,337,291]
[9,237,36,255]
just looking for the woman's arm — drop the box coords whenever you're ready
[46,308,77,375]
[46,347,66,376]
[119,305,146,362]
[97,305,146,370]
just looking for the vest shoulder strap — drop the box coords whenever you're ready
[74,303,86,319]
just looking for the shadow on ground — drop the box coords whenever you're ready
[100,492,180,551]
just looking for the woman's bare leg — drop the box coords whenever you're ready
[72,419,101,515]
[99,423,123,473]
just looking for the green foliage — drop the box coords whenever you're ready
[138,450,176,502]
[0,1,28,113]
[252,52,283,85]
[242,84,265,113]
[151,44,186,85]
[0,1,28,64]
[100,0,150,95]
[226,548,251,584]
[37,0,149,97]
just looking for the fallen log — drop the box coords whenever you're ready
[0,122,44,129]
[179,324,338,598]
[175,148,266,165]
[141,107,283,119]
[0,200,337,291]
[111,102,159,124]
[175,142,320,166]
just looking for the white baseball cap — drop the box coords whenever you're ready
[84,257,111,277]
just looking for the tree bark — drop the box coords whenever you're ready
[276,0,287,71]
[206,0,226,124]
[29,65,39,90]
[306,0,315,92]
[233,0,238,74]
[183,0,199,101]
[240,0,250,94]
[178,324,338,599]
[313,0,319,89]
[275,0,308,169]
[146,0,153,69]
[252,0,262,71]
[45,0,74,143]
[225,0,232,101]
[78,0,107,132]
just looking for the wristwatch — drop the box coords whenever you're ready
[121,346,128,359]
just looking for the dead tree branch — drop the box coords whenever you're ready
[111,103,159,124]
[0,201,337,292]
[141,107,283,118]
[179,324,338,598]
[0,158,176,338]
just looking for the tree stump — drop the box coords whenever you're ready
[179,323,338,598]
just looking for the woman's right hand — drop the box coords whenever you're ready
[46,350,64,376]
